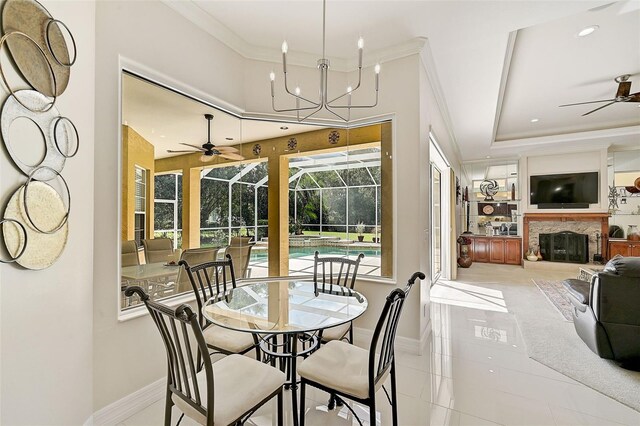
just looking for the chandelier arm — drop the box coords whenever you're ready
[299,104,324,122]
[326,90,379,109]
[283,71,321,106]
[271,96,322,113]
[324,105,349,122]
[327,67,363,105]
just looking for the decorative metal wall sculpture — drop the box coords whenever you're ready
[0,0,77,269]
[287,137,297,151]
[252,143,261,156]
[479,179,499,201]
[328,130,340,145]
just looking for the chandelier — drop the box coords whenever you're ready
[269,0,380,122]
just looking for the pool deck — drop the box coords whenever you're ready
[248,252,381,278]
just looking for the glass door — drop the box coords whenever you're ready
[431,163,442,283]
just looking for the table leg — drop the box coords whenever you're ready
[291,333,299,426]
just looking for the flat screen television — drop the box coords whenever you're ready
[530,172,598,208]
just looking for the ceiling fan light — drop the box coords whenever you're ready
[577,25,599,37]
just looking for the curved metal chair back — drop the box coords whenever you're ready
[175,248,219,294]
[313,251,365,292]
[369,272,425,387]
[179,255,236,328]
[124,286,214,424]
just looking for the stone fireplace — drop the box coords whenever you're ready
[523,213,608,262]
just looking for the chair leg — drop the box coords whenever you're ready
[369,399,376,426]
[277,389,284,426]
[164,389,173,426]
[391,361,398,426]
[299,381,306,426]
[349,322,354,344]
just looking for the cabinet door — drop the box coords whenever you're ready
[504,239,522,265]
[609,242,631,258]
[632,244,640,257]
[490,239,505,263]
[473,238,490,262]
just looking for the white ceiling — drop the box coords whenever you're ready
[163,0,639,161]
[122,73,323,159]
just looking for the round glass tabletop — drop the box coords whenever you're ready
[202,280,368,334]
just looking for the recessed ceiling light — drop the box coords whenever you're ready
[577,25,599,37]
[530,118,539,123]
[160,135,166,138]
[486,155,491,159]
[280,126,289,130]
[225,137,234,141]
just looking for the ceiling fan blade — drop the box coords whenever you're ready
[180,143,206,151]
[219,152,245,161]
[627,92,640,102]
[167,149,197,153]
[200,154,216,162]
[616,81,632,98]
[559,99,616,107]
[582,101,616,116]
[214,146,240,154]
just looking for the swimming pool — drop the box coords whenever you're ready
[250,245,380,261]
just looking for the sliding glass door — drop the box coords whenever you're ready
[431,163,442,283]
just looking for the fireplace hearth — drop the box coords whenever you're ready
[539,231,589,264]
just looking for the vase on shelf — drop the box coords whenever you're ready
[628,225,640,242]
[511,183,516,201]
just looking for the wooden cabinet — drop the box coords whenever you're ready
[472,237,490,262]
[469,236,521,265]
[504,239,522,265]
[608,240,640,258]
[490,239,505,263]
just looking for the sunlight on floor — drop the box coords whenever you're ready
[431,280,508,313]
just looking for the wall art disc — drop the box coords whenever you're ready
[2,0,70,97]
[1,90,68,181]
[3,182,68,270]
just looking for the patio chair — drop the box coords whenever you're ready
[225,236,254,279]
[175,248,219,294]
[313,251,365,344]
[142,238,173,264]
[298,272,425,426]
[124,286,285,426]
[179,255,260,359]
[121,240,140,267]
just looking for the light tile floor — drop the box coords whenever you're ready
[121,263,640,425]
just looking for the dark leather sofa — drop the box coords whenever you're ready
[564,256,640,365]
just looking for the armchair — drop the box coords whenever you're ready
[564,256,640,365]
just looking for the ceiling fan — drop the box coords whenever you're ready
[559,74,640,116]
[167,114,244,162]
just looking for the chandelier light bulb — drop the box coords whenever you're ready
[269,71,275,81]
[374,63,381,74]
[281,40,288,54]
[347,86,353,93]
[357,37,364,49]
[295,86,301,96]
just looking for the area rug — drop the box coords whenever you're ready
[508,283,640,413]
[531,279,573,321]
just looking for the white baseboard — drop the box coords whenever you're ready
[91,378,165,425]
[354,325,427,355]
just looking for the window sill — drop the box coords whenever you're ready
[118,292,197,322]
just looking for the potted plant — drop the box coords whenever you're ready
[355,222,366,242]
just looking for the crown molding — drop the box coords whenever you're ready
[490,125,639,155]
[161,0,426,71]
[419,38,463,166]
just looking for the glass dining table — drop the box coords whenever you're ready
[202,279,368,426]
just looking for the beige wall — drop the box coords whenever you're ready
[0,0,96,423]
[122,125,155,242]
[93,0,461,414]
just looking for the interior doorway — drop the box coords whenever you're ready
[429,134,451,285]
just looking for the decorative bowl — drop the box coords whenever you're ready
[527,255,538,262]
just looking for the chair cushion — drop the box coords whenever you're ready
[172,354,285,425]
[203,325,255,354]
[563,279,590,305]
[321,322,351,342]
[297,340,388,399]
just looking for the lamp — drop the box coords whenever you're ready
[269,0,380,122]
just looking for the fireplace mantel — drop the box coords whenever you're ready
[523,213,609,259]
